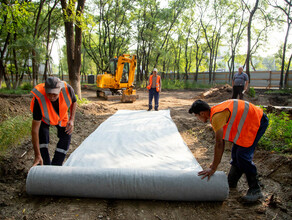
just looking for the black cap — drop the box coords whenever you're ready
[189,100,210,114]
[45,77,62,94]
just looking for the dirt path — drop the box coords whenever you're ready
[0,88,291,219]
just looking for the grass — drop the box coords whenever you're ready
[264,88,292,94]
[0,115,32,155]
[161,79,212,90]
[259,109,292,154]
[0,82,33,95]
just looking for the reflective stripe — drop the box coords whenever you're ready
[39,143,49,149]
[233,101,250,143]
[224,100,238,141]
[60,82,71,108]
[55,148,68,154]
[32,88,50,125]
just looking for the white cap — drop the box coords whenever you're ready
[153,68,158,72]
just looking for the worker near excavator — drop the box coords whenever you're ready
[147,68,162,111]
[30,76,77,166]
[188,99,269,203]
[232,66,248,99]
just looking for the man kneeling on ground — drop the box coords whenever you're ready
[188,99,269,203]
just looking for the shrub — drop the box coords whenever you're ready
[258,110,292,153]
[248,87,256,97]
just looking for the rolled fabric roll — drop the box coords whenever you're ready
[26,166,228,201]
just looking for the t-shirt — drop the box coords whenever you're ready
[233,72,248,86]
[211,110,231,132]
[33,84,76,121]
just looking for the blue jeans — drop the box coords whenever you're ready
[230,113,269,175]
[148,88,159,110]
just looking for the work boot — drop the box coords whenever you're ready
[242,173,263,203]
[147,108,151,111]
[228,165,243,189]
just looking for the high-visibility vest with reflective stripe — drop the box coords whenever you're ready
[30,82,72,127]
[210,99,263,147]
[147,75,160,92]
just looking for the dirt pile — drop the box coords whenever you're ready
[198,84,233,102]
[0,96,31,123]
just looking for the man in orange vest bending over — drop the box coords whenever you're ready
[188,99,269,203]
[147,68,162,111]
[30,77,77,166]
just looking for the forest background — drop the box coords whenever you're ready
[0,0,292,98]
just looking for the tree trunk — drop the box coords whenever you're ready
[61,0,85,98]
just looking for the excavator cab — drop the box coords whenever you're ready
[96,54,138,103]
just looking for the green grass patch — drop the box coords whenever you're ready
[259,110,292,154]
[0,82,33,95]
[162,79,212,90]
[0,115,32,155]
[76,94,90,105]
[264,88,292,95]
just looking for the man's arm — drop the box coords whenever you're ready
[198,127,225,180]
[65,101,77,135]
[244,78,249,92]
[31,119,43,166]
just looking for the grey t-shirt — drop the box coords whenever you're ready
[233,72,248,86]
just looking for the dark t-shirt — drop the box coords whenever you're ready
[33,84,77,121]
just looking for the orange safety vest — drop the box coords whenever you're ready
[30,81,72,127]
[147,75,160,92]
[210,99,263,148]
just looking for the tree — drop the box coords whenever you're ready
[269,0,292,88]
[60,0,86,98]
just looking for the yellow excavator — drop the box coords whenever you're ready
[96,54,138,103]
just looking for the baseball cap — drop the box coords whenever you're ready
[153,68,158,72]
[45,77,62,94]
[189,100,210,114]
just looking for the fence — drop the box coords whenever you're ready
[163,71,292,88]
[22,71,292,88]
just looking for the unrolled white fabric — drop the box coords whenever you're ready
[26,110,229,201]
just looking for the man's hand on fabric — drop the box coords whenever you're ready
[198,167,216,180]
[65,119,74,135]
[32,155,43,166]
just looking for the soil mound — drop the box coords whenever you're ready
[198,84,233,102]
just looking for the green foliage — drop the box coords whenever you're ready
[161,79,212,90]
[75,95,90,105]
[0,116,32,154]
[264,88,292,94]
[259,111,292,153]
[0,87,30,95]
[248,87,256,97]
[21,82,33,91]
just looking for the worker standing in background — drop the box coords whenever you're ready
[30,76,77,166]
[232,67,249,99]
[147,68,162,111]
[188,99,269,203]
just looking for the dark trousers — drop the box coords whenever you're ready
[148,88,159,110]
[230,113,269,175]
[232,85,244,99]
[39,121,71,166]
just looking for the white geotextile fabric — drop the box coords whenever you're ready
[26,110,229,201]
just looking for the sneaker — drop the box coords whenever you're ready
[241,188,263,203]
[155,109,158,111]
[147,108,151,111]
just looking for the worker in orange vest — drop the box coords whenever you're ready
[188,99,269,203]
[30,77,77,166]
[147,68,162,111]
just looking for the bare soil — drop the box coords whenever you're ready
[0,86,292,220]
